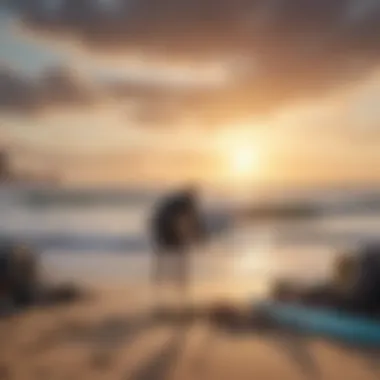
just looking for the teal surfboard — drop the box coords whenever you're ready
[255,301,380,347]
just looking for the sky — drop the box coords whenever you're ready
[1,0,380,188]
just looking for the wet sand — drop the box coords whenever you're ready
[1,284,380,380]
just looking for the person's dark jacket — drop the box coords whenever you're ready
[150,190,206,251]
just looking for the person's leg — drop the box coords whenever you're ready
[151,246,166,310]
[151,242,192,312]
[153,245,184,313]
[174,246,191,311]
[152,247,163,286]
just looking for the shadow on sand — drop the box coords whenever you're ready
[22,305,380,380]
[124,326,190,380]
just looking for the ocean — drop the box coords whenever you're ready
[1,185,379,297]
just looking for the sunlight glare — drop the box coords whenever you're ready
[230,146,261,178]
[215,126,266,182]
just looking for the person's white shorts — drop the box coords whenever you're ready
[153,252,189,284]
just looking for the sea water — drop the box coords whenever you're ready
[0,185,379,297]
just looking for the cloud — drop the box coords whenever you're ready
[0,66,40,113]
[8,0,380,116]
[0,65,98,114]
[40,66,97,106]
[0,64,218,127]
[105,80,201,127]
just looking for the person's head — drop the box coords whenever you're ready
[180,183,199,202]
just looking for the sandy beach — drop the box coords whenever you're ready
[1,282,380,380]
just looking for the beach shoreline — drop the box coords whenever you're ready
[1,280,380,380]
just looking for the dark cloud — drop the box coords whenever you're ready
[10,0,380,116]
[0,67,41,113]
[0,65,97,114]
[0,65,215,127]
[41,67,95,105]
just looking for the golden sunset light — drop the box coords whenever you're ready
[2,3,380,379]
[1,0,380,187]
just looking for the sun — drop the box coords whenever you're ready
[215,128,264,182]
[230,147,260,177]
[224,141,262,181]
